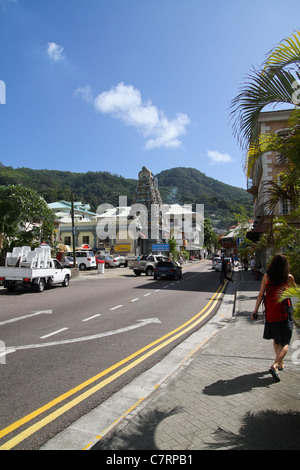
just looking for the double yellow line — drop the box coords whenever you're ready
[0,281,226,450]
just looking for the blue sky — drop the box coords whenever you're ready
[0,0,300,190]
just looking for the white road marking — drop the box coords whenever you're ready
[40,328,69,339]
[82,314,102,322]
[110,305,124,310]
[6,318,162,353]
[0,310,53,326]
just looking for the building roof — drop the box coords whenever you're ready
[48,200,96,217]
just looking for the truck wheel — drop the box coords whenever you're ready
[134,269,141,276]
[146,267,153,276]
[79,263,86,270]
[35,279,45,292]
[62,275,70,287]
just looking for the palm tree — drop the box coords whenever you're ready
[231,31,300,153]
[231,31,300,320]
[231,30,300,229]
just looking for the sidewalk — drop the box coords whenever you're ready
[90,268,300,451]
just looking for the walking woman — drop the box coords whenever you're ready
[251,254,296,382]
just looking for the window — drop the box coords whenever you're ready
[280,199,289,215]
[64,236,71,245]
[82,236,89,244]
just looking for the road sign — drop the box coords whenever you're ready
[237,237,246,247]
[152,243,169,251]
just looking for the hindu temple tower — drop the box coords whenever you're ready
[132,167,164,254]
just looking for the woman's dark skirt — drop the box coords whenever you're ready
[263,316,293,346]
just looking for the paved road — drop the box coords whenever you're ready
[0,260,226,449]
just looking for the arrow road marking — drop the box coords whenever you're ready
[5,318,162,353]
[0,310,53,326]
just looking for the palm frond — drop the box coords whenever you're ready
[264,31,300,72]
[279,285,300,302]
[230,68,297,150]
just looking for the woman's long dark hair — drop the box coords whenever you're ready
[266,254,289,285]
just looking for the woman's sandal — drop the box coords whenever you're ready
[269,367,281,382]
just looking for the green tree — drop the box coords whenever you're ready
[168,237,178,260]
[204,218,217,250]
[0,199,22,263]
[0,185,56,252]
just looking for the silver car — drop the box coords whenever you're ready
[96,255,120,268]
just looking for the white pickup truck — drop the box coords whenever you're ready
[128,254,170,276]
[0,246,71,292]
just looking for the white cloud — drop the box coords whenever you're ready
[47,42,65,61]
[74,85,93,103]
[207,150,233,164]
[93,82,190,149]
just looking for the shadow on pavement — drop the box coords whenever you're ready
[202,371,274,396]
[92,406,182,451]
[206,409,300,450]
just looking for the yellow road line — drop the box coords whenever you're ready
[82,397,146,450]
[0,282,226,449]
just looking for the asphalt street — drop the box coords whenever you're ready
[0,259,226,449]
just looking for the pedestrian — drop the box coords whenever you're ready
[251,254,296,382]
[220,256,233,284]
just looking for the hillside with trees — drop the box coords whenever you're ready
[0,164,252,230]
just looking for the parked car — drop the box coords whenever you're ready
[95,255,120,268]
[112,255,127,267]
[154,261,182,280]
[61,256,75,268]
[214,258,223,271]
[65,251,96,270]
[212,256,221,269]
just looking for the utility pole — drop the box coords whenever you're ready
[71,194,76,268]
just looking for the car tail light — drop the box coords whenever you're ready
[23,278,30,282]
[87,258,91,261]
[0,277,5,281]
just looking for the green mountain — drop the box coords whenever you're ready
[156,167,252,228]
[0,164,252,229]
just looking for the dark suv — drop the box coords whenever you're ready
[153,261,182,280]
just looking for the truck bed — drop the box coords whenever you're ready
[0,266,56,280]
